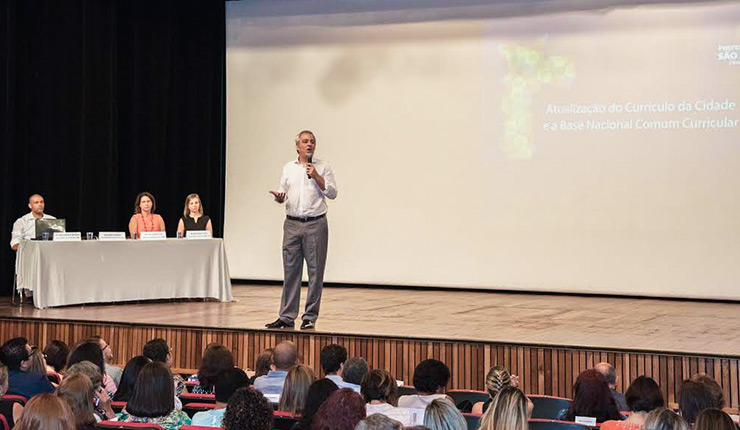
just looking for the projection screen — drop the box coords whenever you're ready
[224,0,740,300]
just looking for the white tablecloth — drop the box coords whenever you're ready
[16,239,233,309]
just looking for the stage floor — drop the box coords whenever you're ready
[1,284,738,357]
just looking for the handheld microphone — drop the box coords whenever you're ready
[307,152,313,178]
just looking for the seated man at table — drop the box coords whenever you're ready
[10,194,56,251]
[0,337,55,399]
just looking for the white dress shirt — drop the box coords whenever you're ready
[325,374,361,393]
[10,212,56,248]
[277,158,337,217]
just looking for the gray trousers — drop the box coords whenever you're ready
[278,216,328,323]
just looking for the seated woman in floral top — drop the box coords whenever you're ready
[117,361,190,430]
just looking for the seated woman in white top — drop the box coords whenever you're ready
[397,359,453,409]
[363,370,423,426]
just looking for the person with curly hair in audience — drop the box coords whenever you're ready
[693,408,735,430]
[643,408,689,430]
[222,387,274,430]
[559,369,623,423]
[13,393,76,430]
[312,388,367,430]
[112,355,151,402]
[601,376,664,430]
[677,379,716,425]
[187,343,234,394]
[0,363,23,425]
[117,361,190,429]
[57,374,100,430]
[398,359,452,409]
[192,368,250,427]
[66,361,116,420]
[479,386,530,430]
[279,364,317,415]
[472,365,520,414]
[67,340,117,396]
[43,340,69,375]
[294,378,340,430]
[362,369,421,426]
[423,398,467,430]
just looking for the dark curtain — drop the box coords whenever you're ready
[0,0,226,295]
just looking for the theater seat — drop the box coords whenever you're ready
[0,414,8,430]
[0,394,27,428]
[398,385,416,396]
[111,401,127,413]
[448,390,489,410]
[529,395,573,420]
[528,419,595,430]
[184,380,199,393]
[179,393,216,404]
[273,411,300,430]
[182,402,216,418]
[96,421,164,430]
[462,413,482,430]
[46,371,62,385]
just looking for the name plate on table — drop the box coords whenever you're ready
[53,232,81,242]
[186,230,212,239]
[99,232,126,241]
[140,231,167,241]
[575,417,597,427]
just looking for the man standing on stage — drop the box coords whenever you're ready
[10,194,56,251]
[266,130,337,330]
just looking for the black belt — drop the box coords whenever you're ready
[287,213,326,222]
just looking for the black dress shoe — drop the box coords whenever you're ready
[300,320,316,330]
[265,319,294,329]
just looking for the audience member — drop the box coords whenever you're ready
[192,368,250,427]
[294,378,339,430]
[279,364,317,415]
[560,369,623,423]
[222,387,273,430]
[362,369,420,426]
[0,337,54,398]
[12,393,75,430]
[321,344,348,386]
[249,348,274,385]
[67,340,117,395]
[643,408,689,430]
[57,374,103,430]
[356,414,404,430]
[112,355,151,402]
[65,361,116,420]
[678,379,716,425]
[0,363,23,425]
[27,347,48,377]
[188,343,234,394]
[472,365,518,414]
[423,399,467,430]
[398,359,451,409]
[142,338,185,396]
[89,335,123,387]
[595,362,629,412]
[342,357,369,393]
[43,340,69,374]
[312,389,367,430]
[479,386,530,430]
[254,340,299,397]
[690,373,725,409]
[117,361,190,429]
[693,408,736,430]
[601,376,664,430]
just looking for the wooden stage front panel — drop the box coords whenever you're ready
[1,298,739,408]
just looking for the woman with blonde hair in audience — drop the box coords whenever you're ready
[0,363,23,424]
[278,364,316,415]
[13,393,75,430]
[694,408,735,430]
[57,374,99,430]
[601,376,664,430]
[423,399,467,430]
[478,386,530,430]
[65,361,116,421]
[643,408,689,430]
[472,366,519,414]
